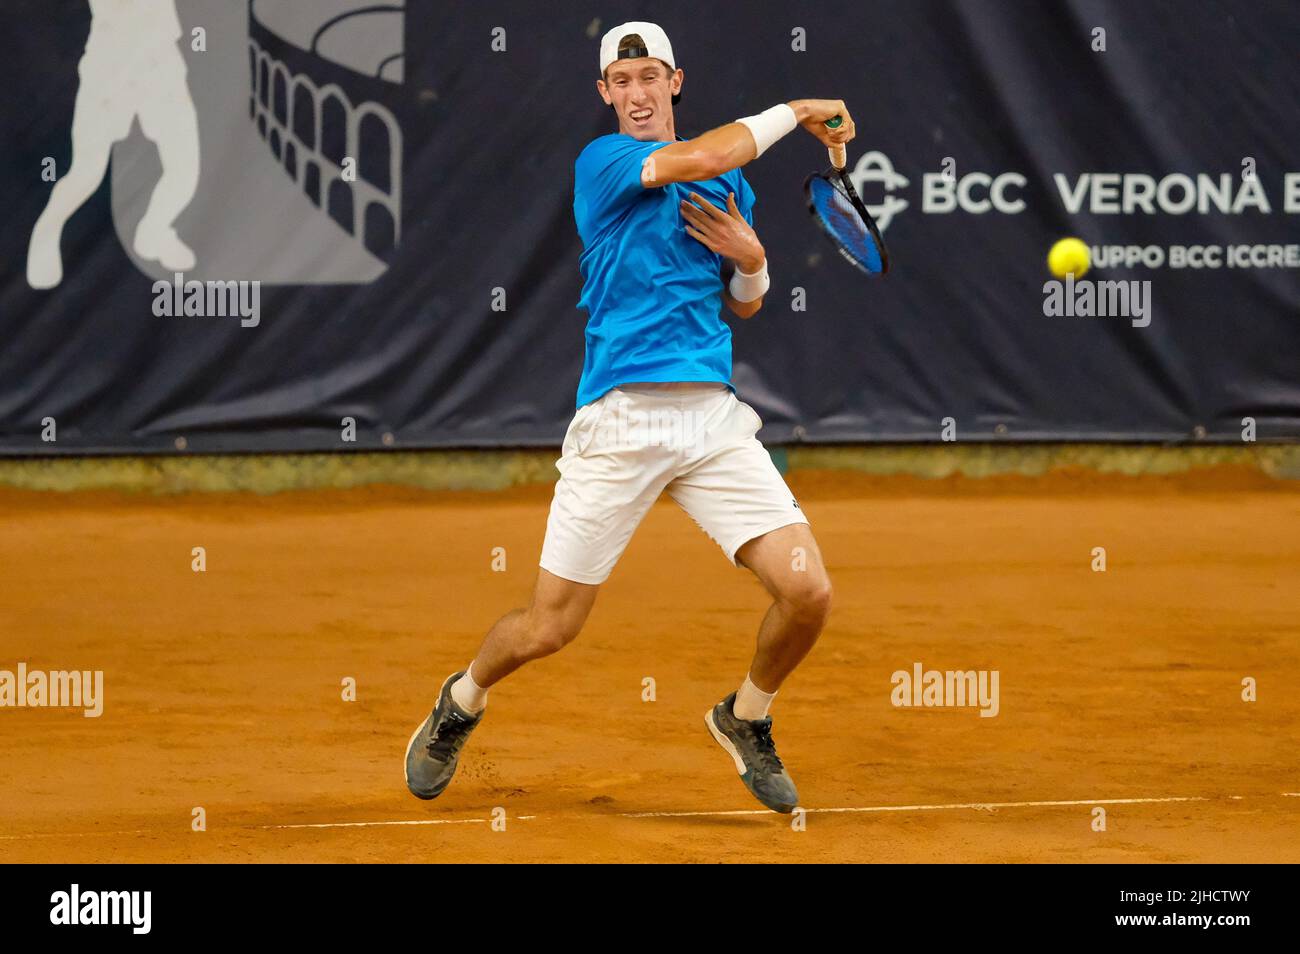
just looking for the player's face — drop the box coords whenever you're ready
[600,58,681,141]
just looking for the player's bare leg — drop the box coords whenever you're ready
[736,522,833,693]
[467,568,600,688]
[706,522,831,813]
[405,569,598,800]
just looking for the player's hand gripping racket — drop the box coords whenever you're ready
[804,116,890,275]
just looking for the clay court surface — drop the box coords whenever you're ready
[1,467,1297,863]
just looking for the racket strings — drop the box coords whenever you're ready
[808,175,886,274]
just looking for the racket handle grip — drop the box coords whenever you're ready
[825,115,847,170]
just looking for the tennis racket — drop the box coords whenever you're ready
[804,116,890,275]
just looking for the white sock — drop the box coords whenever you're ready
[449,663,488,714]
[732,674,777,721]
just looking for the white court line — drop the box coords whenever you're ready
[265,794,1222,829]
[620,795,1212,819]
[0,828,158,841]
[1,793,1288,839]
[262,813,540,831]
[266,817,489,831]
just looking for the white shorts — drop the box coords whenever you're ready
[539,383,809,585]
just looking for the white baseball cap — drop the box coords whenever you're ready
[599,21,676,76]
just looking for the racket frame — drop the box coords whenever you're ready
[804,117,891,275]
[803,167,891,276]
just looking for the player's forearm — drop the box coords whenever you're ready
[715,100,838,167]
[648,105,800,184]
[726,256,769,319]
[702,103,802,176]
[646,99,852,186]
[724,290,764,320]
[650,124,757,184]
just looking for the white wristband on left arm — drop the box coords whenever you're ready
[729,259,770,303]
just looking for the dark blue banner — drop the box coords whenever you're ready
[2,0,1297,453]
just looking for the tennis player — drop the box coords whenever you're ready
[407,21,855,813]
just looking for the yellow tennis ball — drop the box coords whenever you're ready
[1048,237,1091,279]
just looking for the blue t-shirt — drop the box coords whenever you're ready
[572,133,756,408]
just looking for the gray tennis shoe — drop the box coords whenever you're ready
[705,691,800,813]
[405,671,484,800]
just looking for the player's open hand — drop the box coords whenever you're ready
[680,192,766,273]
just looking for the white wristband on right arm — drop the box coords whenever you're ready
[729,259,770,303]
[735,104,798,159]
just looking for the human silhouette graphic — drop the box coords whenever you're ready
[27,0,200,289]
